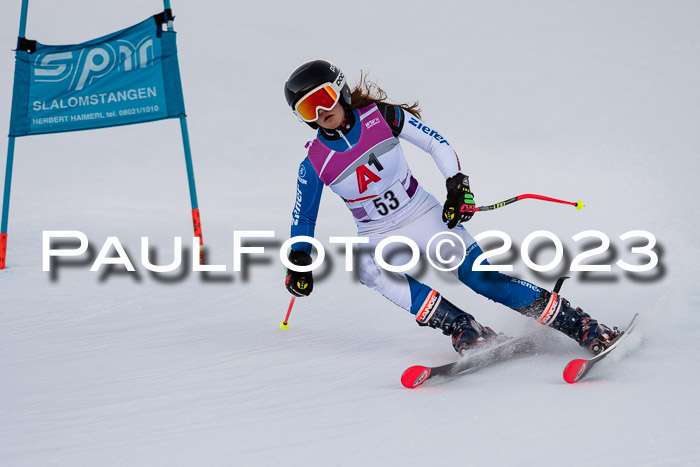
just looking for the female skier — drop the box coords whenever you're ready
[283,59,617,355]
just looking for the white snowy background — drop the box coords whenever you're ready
[1,0,699,465]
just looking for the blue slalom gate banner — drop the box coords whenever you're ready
[2,6,204,270]
[9,13,185,136]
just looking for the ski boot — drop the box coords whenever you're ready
[416,291,497,355]
[518,277,620,354]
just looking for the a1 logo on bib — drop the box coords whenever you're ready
[356,152,384,194]
[356,165,381,193]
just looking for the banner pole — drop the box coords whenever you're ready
[162,1,203,264]
[1,0,31,270]
[179,117,204,264]
[0,138,16,269]
[18,0,29,37]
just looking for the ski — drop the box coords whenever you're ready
[401,335,535,389]
[562,313,640,384]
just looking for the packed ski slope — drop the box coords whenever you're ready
[1,1,699,465]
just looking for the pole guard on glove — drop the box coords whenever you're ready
[442,173,476,228]
[285,250,314,297]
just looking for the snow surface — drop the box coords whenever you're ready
[1,1,700,465]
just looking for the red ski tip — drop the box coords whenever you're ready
[563,359,588,384]
[401,365,432,389]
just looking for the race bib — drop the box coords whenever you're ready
[360,180,411,220]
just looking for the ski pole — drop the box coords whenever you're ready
[476,194,584,212]
[280,296,296,330]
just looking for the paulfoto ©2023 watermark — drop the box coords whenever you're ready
[42,229,660,275]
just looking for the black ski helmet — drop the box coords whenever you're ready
[284,59,352,128]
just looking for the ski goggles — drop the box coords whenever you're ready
[293,82,341,122]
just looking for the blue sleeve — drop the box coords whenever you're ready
[290,157,323,254]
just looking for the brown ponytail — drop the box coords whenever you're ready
[349,71,422,119]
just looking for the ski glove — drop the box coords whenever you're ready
[442,173,476,228]
[285,250,314,297]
